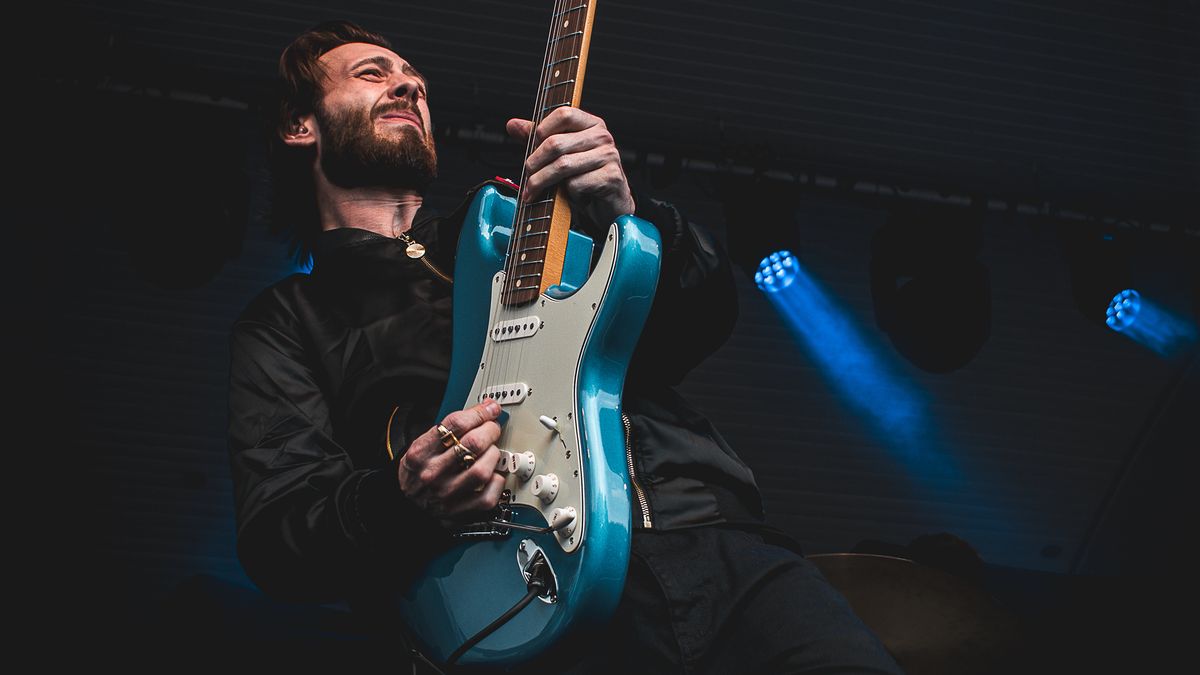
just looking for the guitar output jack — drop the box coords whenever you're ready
[517,539,558,603]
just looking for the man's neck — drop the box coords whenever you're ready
[316,174,424,239]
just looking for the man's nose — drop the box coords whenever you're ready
[389,76,419,101]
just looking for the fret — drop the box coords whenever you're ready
[515,0,595,301]
[553,3,588,18]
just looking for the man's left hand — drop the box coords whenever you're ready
[507,108,635,230]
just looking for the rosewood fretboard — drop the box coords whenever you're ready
[502,0,599,307]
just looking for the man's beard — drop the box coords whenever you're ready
[314,101,437,191]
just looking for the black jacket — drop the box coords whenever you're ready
[227,181,765,604]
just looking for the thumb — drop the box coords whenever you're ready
[506,118,533,140]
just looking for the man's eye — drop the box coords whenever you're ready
[358,69,383,78]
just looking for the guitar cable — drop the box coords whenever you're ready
[444,554,551,667]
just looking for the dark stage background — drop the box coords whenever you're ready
[21,0,1198,670]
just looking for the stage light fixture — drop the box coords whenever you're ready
[1060,226,1197,355]
[754,250,799,293]
[1105,289,1141,332]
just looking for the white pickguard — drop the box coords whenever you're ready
[464,227,620,554]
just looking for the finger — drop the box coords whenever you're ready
[506,117,533,141]
[522,145,615,200]
[451,472,507,516]
[532,107,599,145]
[399,399,499,495]
[420,438,482,493]
[399,447,460,499]
[458,420,502,457]
[524,124,612,176]
[561,161,631,202]
[440,398,502,439]
[442,443,502,498]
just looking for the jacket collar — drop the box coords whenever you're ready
[311,202,442,264]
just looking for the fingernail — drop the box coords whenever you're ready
[486,400,501,416]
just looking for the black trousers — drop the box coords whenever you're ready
[144,528,903,673]
[518,527,904,675]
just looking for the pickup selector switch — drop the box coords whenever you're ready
[531,474,559,504]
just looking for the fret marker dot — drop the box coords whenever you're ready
[516,280,522,287]
[521,253,527,261]
[526,224,532,231]
[554,69,560,77]
[563,20,569,27]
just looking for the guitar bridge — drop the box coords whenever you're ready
[452,503,513,539]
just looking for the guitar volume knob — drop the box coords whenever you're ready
[495,450,513,475]
[531,473,559,504]
[508,451,536,481]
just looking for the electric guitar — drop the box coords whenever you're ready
[395,0,662,667]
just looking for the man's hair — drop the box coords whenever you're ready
[267,20,392,258]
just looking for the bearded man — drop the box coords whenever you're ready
[228,20,901,674]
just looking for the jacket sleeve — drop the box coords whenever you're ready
[626,196,739,385]
[227,314,452,604]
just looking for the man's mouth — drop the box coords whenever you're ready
[378,111,422,130]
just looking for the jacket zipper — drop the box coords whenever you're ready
[395,231,453,284]
[622,412,652,529]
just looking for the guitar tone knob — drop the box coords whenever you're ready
[550,507,577,537]
[508,451,536,481]
[531,473,559,504]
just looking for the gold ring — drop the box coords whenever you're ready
[436,424,460,450]
[453,442,477,469]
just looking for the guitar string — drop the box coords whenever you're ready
[513,0,586,408]
[483,0,566,410]
[499,0,564,398]
[509,0,572,402]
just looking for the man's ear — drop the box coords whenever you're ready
[280,114,317,148]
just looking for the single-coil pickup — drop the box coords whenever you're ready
[479,382,529,405]
[491,316,542,342]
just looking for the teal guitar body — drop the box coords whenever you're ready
[395,184,662,666]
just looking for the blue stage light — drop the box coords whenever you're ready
[754,250,799,293]
[1105,289,1140,331]
[1104,290,1197,357]
[755,252,960,481]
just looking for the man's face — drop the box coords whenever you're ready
[311,42,437,190]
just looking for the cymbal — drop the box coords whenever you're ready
[807,553,1027,675]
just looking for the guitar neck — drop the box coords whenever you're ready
[503,0,599,307]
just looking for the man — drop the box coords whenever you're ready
[229,20,902,673]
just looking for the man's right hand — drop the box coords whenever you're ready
[398,399,506,518]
